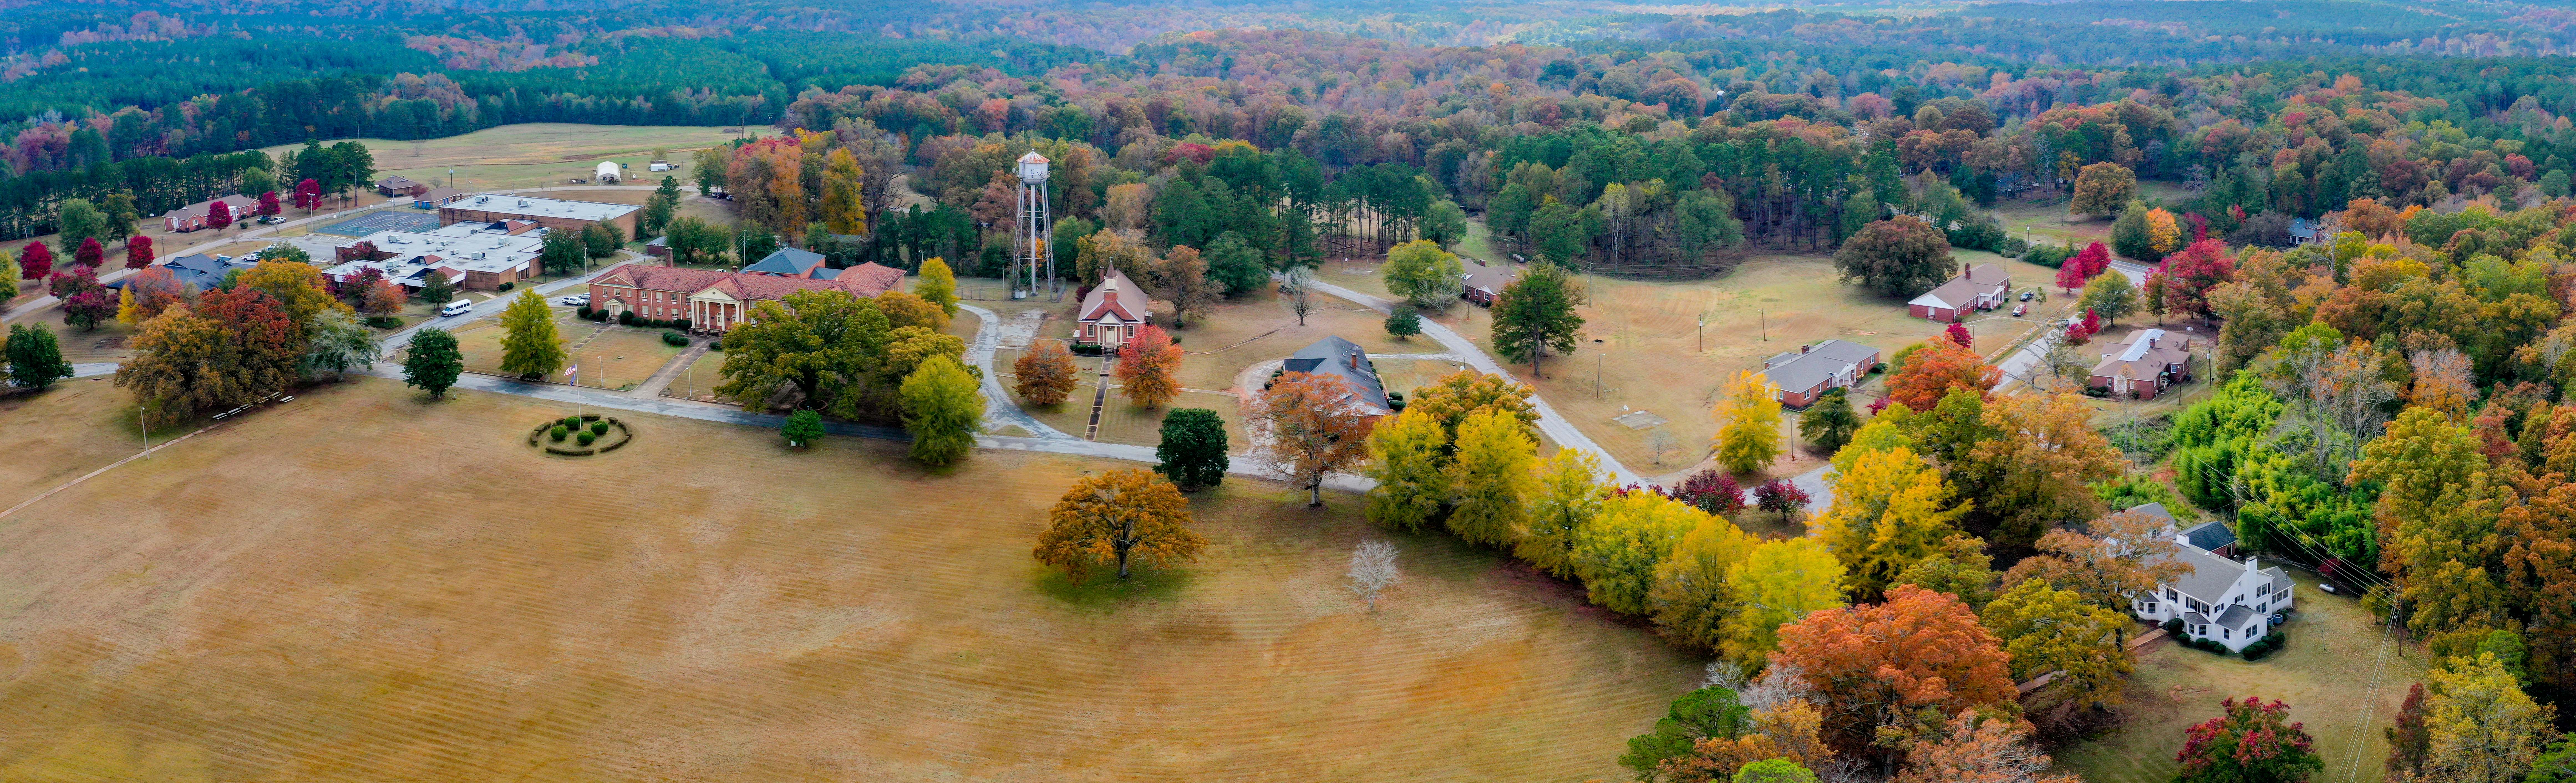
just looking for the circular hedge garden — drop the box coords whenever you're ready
[527,413,634,456]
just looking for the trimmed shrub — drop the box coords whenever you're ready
[578,306,594,319]
[661,331,689,346]
[562,415,583,429]
[1069,341,1106,356]
[673,318,692,331]
[576,431,597,446]
[590,421,609,436]
[618,310,637,325]
[550,425,570,442]
[2162,618,2185,636]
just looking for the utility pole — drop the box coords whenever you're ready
[139,407,149,454]
[1697,314,1705,352]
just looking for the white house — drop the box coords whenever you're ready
[2131,517,2295,653]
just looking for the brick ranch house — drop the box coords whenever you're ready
[587,261,906,333]
[1906,262,2011,322]
[1460,259,1519,305]
[1761,339,1881,408]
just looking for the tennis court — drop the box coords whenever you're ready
[312,210,441,237]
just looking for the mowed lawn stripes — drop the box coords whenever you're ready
[0,378,1699,781]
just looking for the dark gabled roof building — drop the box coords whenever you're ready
[1283,336,1393,417]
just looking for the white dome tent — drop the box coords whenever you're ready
[594,161,622,184]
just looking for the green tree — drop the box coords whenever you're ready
[781,409,825,448]
[299,310,380,381]
[0,250,19,302]
[1529,199,1591,262]
[1493,261,1584,377]
[1422,198,1469,248]
[55,198,106,248]
[642,177,682,236]
[402,327,463,399]
[1736,759,1820,783]
[1720,537,1848,668]
[1981,578,2133,706]
[1574,492,1709,615]
[1383,239,1466,308]
[1622,685,1755,777]
[2110,200,2158,261]
[1384,306,1422,338]
[1834,218,1954,297]
[583,222,625,261]
[1798,387,1861,456]
[717,290,890,412]
[497,289,566,379]
[2078,272,2139,324]
[1365,409,1449,532]
[1155,408,1231,490]
[1891,535,2000,610]
[1715,370,1784,474]
[899,354,984,466]
[916,256,959,317]
[539,228,588,274]
[1202,231,1269,297]
[4,323,74,390]
[1447,407,1538,548]
[419,269,456,306]
[1516,449,1609,578]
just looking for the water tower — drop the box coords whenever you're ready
[1012,151,1055,299]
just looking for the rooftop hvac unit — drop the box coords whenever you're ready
[516,200,531,208]
[476,196,491,204]
[386,236,407,244]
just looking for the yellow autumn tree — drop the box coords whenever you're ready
[1714,370,1784,475]
[1980,578,2133,706]
[2145,207,2182,255]
[1364,409,1450,532]
[1648,516,1760,652]
[1516,449,1610,578]
[1719,537,1847,669]
[1572,491,1709,615]
[1448,407,1539,548]
[1814,446,1970,601]
[821,147,868,235]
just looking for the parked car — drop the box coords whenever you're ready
[2018,290,2035,301]
[555,294,590,307]
[2012,303,2028,317]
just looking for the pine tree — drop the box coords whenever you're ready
[1799,387,1861,456]
[498,290,566,379]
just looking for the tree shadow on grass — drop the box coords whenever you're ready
[1034,565,1195,612]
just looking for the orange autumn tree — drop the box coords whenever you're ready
[1032,469,1206,583]
[1894,710,2079,783]
[1015,340,1082,406]
[1247,372,1378,507]
[1886,340,2000,412]
[1114,325,1183,407]
[1774,584,2019,763]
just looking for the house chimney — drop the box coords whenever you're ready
[2245,555,2259,574]
[1962,262,1970,279]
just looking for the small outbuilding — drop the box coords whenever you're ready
[594,161,622,184]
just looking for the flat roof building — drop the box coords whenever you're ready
[324,221,550,292]
[438,193,641,239]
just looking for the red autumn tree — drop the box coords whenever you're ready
[208,198,234,231]
[124,235,154,269]
[1774,585,2019,762]
[1671,468,1746,515]
[119,267,192,325]
[195,286,304,399]
[1885,340,1999,413]
[2066,309,2102,345]
[2175,697,2323,783]
[2155,239,2237,320]
[50,266,115,330]
[20,240,54,281]
[2055,242,2110,292]
[295,178,322,211]
[1113,325,1183,408]
[73,236,103,268]
[2385,683,2430,778]
[258,190,281,216]
[1945,321,1974,349]
[1245,372,1377,507]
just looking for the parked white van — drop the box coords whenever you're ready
[440,299,474,317]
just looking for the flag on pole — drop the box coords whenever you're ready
[566,362,578,385]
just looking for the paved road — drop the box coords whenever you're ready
[1300,277,1645,486]
[957,301,1078,441]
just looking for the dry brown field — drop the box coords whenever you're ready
[0,378,1699,781]
[445,306,682,391]
[1448,252,2058,482]
[263,124,753,193]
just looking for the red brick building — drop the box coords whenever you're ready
[587,261,906,333]
[1076,269,1153,347]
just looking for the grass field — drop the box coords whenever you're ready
[0,378,1703,781]
[443,306,682,390]
[266,124,758,193]
[2054,567,2425,783]
[1450,251,2060,482]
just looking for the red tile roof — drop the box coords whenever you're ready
[591,261,905,302]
